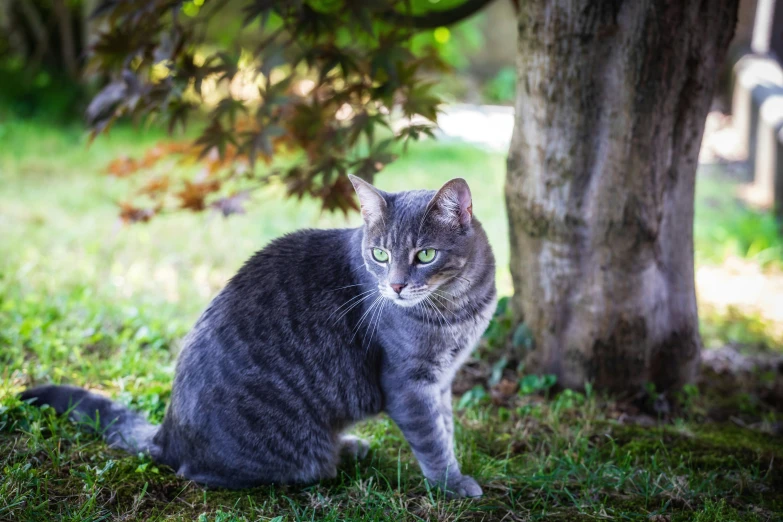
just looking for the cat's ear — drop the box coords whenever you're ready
[427,178,473,228]
[348,175,387,227]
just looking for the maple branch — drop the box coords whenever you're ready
[381,0,497,30]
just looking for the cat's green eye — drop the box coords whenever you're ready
[417,248,436,264]
[372,248,389,262]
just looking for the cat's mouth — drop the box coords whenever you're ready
[389,294,423,307]
[379,286,431,308]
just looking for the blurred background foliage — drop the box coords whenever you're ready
[0,0,520,223]
[2,116,783,351]
[0,0,517,122]
[1,1,783,351]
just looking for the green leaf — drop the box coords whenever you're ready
[212,98,248,127]
[457,385,487,410]
[489,356,507,387]
[512,323,534,351]
[494,296,510,318]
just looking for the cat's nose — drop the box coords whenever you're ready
[390,283,407,294]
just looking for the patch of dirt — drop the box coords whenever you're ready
[700,345,783,432]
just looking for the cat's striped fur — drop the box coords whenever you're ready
[21,176,496,497]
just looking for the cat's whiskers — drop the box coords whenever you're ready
[424,296,450,330]
[365,298,387,353]
[329,289,377,323]
[436,300,453,328]
[433,289,481,317]
[433,287,459,299]
[422,298,438,327]
[441,273,473,287]
[429,283,479,324]
[329,288,375,315]
[351,294,383,343]
[427,295,462,344]
[430,290,459,308]
[452,275,472,285]
[363,297,382,349]
[326,282,374,292]
[421,301,431,329]
[430,294,460,319]
[414,300,431,329]
[349,262,368,273]
[336,292,378,324]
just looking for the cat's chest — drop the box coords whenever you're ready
[434,299,496,381]
[382,295,496,383]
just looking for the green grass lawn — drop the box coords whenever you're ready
[1,118,782,521]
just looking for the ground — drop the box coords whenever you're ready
[1,117,782,521]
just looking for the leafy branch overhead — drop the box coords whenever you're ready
[87,0,492,222]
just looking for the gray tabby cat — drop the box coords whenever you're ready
[21,176,497,497]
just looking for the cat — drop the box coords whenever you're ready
[21,175,497,498]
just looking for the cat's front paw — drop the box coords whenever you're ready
[438,474,483,498]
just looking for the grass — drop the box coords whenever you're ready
[694,165,783,270]
[1,117,782,520]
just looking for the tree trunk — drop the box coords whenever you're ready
[505,0,739,394]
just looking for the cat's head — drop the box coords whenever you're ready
[349,175,476,308]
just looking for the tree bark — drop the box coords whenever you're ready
[506,0,739,393]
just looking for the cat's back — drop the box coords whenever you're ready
[228,227,361,301]
[157,226,383,482]
[179,226,377,386]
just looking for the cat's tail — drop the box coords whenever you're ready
[20,384,159,455]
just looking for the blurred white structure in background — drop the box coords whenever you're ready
[435,104,514,152]
[732,0,783,216]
